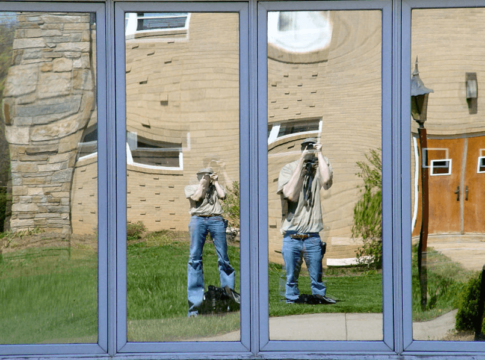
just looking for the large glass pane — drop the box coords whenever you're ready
[267,10,383,341]
[125,12,241,342]
[411,8,485,341]
[0,12,98,344]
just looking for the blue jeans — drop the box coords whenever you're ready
[187,215,235,314]
[282,232,326,301]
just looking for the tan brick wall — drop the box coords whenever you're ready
[124,13,240,232]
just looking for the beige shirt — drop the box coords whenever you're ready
[277,157,333,234]
[185,184,224,216]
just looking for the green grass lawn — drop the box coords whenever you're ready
[0,247,97,344]
[9,231,474,343]
[411,245,475,322]
[269,263,382,317]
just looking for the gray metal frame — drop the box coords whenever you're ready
[2,0,485,358]
[0,2,108,356]
[114,2,251,355]
[402,0,485,354]
[257,1,394,354]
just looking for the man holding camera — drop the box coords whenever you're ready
[184,168,236,316]
[277,138,336,304]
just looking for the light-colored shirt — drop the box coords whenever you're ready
[277,157,333,234]
[185,184,224,216]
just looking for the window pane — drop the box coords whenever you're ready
[267,10,383,341]
[411,8,485,341]
[0,12,98,344]
[125,12,240,342]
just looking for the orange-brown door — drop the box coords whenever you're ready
[413,138,464,236]
[463,135,485,233]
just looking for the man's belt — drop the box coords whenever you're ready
[196,214,220,217]
[289,233,319,240]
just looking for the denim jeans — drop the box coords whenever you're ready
[187,215,235,314]
[282,232,326,301]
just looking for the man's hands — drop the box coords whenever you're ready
[210,173,219,183]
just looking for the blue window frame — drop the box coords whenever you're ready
[0,0,484,358]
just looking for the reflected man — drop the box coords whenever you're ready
[277,138,336,304]
[185,168,236,316]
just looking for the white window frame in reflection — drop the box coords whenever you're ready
[125,12,191,39]
[477,156,485,173]
[430,159,451,176]
[126,132,184,170]
[267,118,322,144]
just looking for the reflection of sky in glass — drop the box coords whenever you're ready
[0,13,17,25]
[268,11,332,53]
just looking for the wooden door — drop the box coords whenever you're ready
[413,137,464,236]
[427,138,464,234]
[463,135,485,233]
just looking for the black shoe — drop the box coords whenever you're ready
[314,294,336,304]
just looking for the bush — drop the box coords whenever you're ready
[352,149,382,268]
[455,272,485,333]
[127,221,146,241]
[222,181,240,230]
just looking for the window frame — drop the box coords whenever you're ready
[257,0,394,354]
[402,0,485,353]
[0,2,108,356]
[114,1,251,354]
[2,0,485,358]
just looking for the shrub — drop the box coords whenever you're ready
[455,272,485,333]
[127,221,146,241]
[352,148,382,268]
[222,181,240,230]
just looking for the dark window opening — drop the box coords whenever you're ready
[78,124,97,159]
[136,13,188,31]
[129,134,182,168]
[431,159,451,175]
[479,157,485,172]
[278,119,320,137]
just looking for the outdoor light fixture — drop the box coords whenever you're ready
[466,72,478,114]
[411,57,434,126]
[411,56,433,310]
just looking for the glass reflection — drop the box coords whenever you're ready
[125,12,241,342]
[267,10,383,341]
[411,8,485,341]
[0,12,98,344]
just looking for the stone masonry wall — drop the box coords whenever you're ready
[2,13,95,234]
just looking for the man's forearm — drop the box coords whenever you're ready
[317,152,331,188]
[190,183,208,201]
[282,157,305,202]
[214,181,225,199]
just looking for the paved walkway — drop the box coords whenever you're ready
[424,234,485,271]
[194,310,458,342]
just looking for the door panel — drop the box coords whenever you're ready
[464,135,485,233]
[422,138,463,234]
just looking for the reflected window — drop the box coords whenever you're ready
[268,119,321,144]
[126,132,182,169]
[268,11,332,53]
[478,156,485,173]
[78,124,98,160]
[125,12,190,38]
[430,159,451,176]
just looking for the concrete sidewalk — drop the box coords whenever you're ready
[193,310,457,341]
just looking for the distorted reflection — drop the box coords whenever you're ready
[125,12,241,342]
[411,8,485,341]
[267,11,383,341]
[0,12,98,344]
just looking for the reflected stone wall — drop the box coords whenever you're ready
[2,13,95,234]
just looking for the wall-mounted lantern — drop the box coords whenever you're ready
[410,56,433,311]
[466,72,478,114]
[411,57,434,127]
